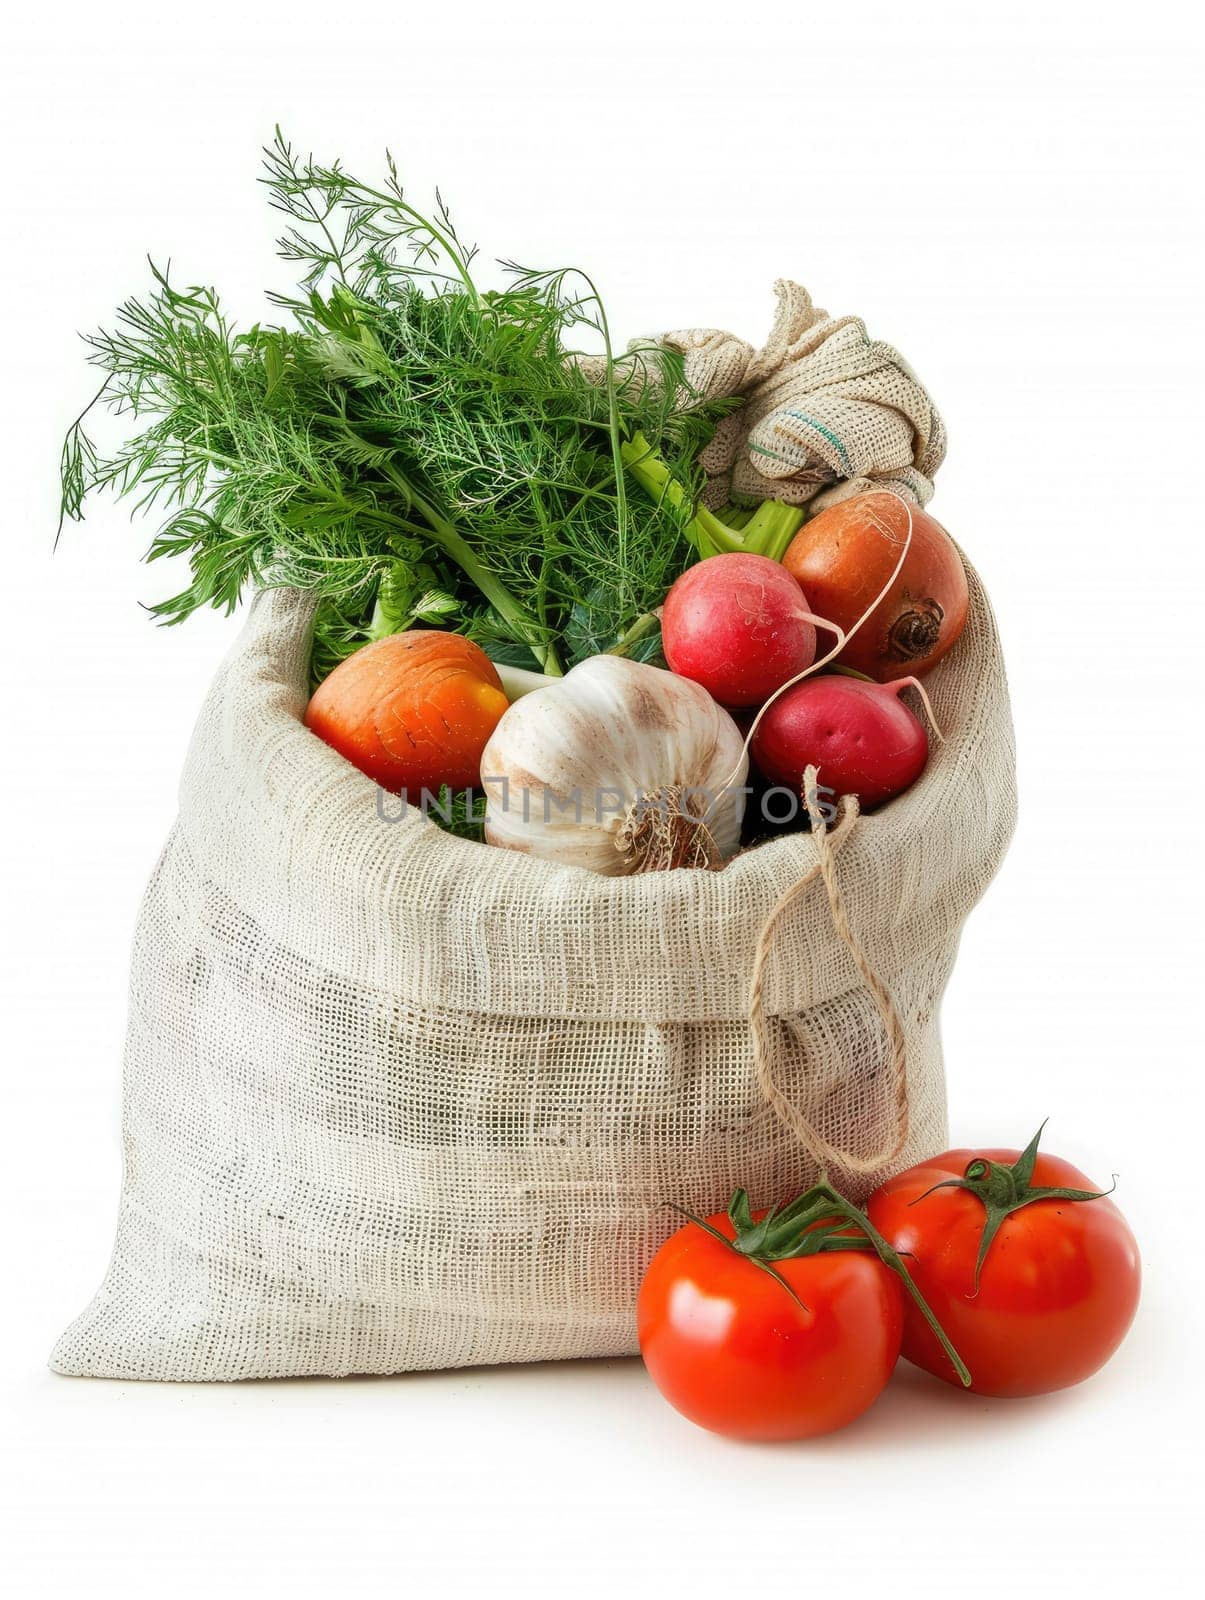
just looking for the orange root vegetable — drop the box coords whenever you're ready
[304,631,509,797]
[783,494,968,681]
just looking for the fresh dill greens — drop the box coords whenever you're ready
[428,787,488,843]
[59,131,731,680]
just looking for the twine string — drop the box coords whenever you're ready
[749,765,910,1179]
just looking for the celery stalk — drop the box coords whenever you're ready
[622,432,804,563]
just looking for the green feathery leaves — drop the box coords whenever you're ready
[60,130,732,678]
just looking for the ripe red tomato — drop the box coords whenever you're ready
[637,1207,904,1440]
[867,1129,1141,1398]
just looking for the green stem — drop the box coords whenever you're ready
[718,505,756,533]
[541,639,565,676]
[567,269,633,617]
[741,498,805,562]
[366,596,394,642]
[528,479,564,676]
[376,462,555,670]
[620,434,747,557]
[609,611,661,658]
[622,435,803,564]
[681,1183,973,1388]
[321,166,481,307]
[909,1122,1116,1297]
[821,1189,972,1388]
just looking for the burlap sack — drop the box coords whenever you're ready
[50,559,1014,1382]
[598,280,946,511]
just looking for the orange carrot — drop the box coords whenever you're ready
[304,632,509,798]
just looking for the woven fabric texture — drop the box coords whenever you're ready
[51,561,1014,1381]
[586,280,946,510]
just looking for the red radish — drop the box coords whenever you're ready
[662,553,832,707]
[751,675,930,811]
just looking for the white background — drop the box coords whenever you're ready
[2,3,1202,1593]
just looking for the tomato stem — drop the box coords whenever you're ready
[908,1120,1116,1297]
[670,1184,973,1387]
[666,1201,811,1312]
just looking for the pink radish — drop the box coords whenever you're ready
[751,675,931,811]
[662,553,836,708]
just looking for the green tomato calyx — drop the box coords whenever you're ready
[669,1180,972,1387]
[910,1120,1116,1297]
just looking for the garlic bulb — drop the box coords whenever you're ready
[481,655,748,875]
